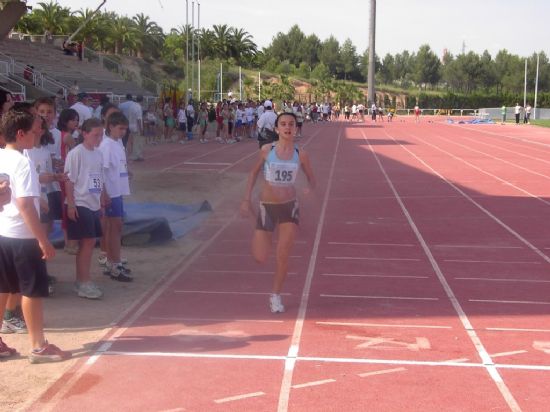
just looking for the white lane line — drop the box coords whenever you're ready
[222,239,308,244]
[373,130,521,412]
[328,242,415,247]
[322,273,429,279]
[100,350,550,371]
[201,253,302,258]
[486,327,550,333]
[174,290,291,296]
[470,299,550,305]
[316,321,452,329]
[196,270,298,275]
[277,126,343,412]
[444,259,540,264]
[444,358,470,363]
[325,256,421,261]
[184,161,232,166]
[320,294,439,301]
[434,244,523,249]
[161,144,231,172]
[291,379,336,389]
[214,392,266,404]
[148,316,284,324]
[490,350,528,358]
[358,367,406,378]
[455,277,550,284]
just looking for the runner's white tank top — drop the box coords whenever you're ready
[264,144,300,187]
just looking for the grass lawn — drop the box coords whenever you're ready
[530,119,550,128]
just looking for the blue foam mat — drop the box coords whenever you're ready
[49,200,212,247]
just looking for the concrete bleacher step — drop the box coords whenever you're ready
[0,38,152,96]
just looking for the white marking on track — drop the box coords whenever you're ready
[486,327,550,333]
[455,277,550,284]
[214,392,266,404]
[322,273,429,279]
[358,367,406,378]
[533,341,550,354]
[149,316,284,323]
[490,350,527,358]
[291,379,336,389]
[183,161,232,166]
[201,253,302,258]
[444,259,540,264]
[470,299,550,305]
[347,335,431,351]
[196,270,298,275]
[316,321,452,329]
[325,256,421,261]
[434,244,523,249]
[320,294,439,301]
[328,242,415,247]
[174,290,291,296]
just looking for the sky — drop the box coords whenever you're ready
[26,0,550,59]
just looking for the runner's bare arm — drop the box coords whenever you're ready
[300,150,316,190]
[240,148,268,216]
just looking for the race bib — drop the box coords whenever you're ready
[88,172,102,193]
[120,160,128,177]
[266,162,298,186]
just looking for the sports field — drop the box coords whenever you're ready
[25,117,550,411]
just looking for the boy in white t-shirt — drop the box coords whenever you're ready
[98,112,132,282]
[0,108,71,363]
[64,118,106,299]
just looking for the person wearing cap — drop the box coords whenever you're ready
[70,93,93,127]
[257,100,278,148]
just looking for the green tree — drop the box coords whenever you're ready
[33,0,71,34]
[379,53,395,84]
[319,36,341,77]
[340,38,360,81]
[132,13,164,58]
[414,44,441,88]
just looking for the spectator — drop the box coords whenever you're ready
[70,93,93,127]
[514,103,522,125]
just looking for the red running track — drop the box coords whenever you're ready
[32,118,550,411]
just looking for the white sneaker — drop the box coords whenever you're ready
[77,282,103,300]
[269,293,285,313]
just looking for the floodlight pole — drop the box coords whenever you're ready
[534,53,540,120]
[185,0,189,100]
[523,59,527,108]
[66,0,106,44]
[367,0,376,106]
[191,1,195,100]
[197,2,201,101]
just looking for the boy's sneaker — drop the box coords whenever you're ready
[0,337,17,358]
[110,264,133,282]
[76,281,103,299]
[0,317,27,334]
[269,293,285,313]
[29,342,71,364]
[97,253,108,266]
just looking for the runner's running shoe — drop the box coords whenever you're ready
[0,317,27,334]
[269,293,285,313]
[0,337,17,357]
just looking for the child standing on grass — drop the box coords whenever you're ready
[0,108,71,363]
[64,118,106,299]
[98,112,132,282]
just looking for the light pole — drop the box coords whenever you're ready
[367,0,376,106]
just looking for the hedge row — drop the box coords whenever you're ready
[403,92,550,109]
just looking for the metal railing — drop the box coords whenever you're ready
[10,60,69,98]
[0,73,26,100]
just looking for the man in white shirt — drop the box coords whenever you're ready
[257,100,278,148]
[70,93,93,127]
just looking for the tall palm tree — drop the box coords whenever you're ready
[212,24,232,59]
[132,13,164,58]
[34,0,71,34]
[229,27,257,64]
[107,17,140,55]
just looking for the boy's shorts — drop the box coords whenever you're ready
[0,236,49,297]
[105,196,124,218]
[67,206,102,240]
[178,122,187,131]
